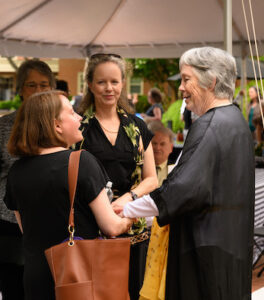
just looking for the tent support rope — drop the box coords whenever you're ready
[241,0,264,127]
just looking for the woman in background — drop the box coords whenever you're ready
[141,88,164,122]
[248,86,262,141]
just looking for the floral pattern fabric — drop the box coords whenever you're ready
[77,107,153,236]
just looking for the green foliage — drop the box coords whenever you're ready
[162,100,184,133]
[127,58,180,101]
[129,58,179,82]
[255,142,263,156]
[0,95,22,110]
[135,95,150,113]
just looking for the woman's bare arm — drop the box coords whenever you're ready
[111,143,158,212]
[89,188,134,237]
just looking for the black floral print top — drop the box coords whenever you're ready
[76,107,153,235]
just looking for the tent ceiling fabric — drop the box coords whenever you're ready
[168,58,264,80]
[0,0,264,58]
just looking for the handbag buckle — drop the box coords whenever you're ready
[68,225,75,246]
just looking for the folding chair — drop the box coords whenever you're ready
[253,226,264,277]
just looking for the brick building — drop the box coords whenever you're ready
[0,57,174,101]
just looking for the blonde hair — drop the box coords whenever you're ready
[78,54,133,114]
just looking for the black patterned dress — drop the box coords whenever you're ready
[76,108,153,300]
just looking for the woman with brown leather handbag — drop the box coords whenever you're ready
[3,91,133,300]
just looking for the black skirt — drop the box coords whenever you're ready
[129,238,149,300]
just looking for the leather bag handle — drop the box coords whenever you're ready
[68,150,83,229]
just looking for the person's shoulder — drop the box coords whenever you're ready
[0,111,16,126]
[79,149,99,165]
[212,105,244,124]
[81,114,96,128]
[7,156,23,174]
[128,113,148,128]
[186,110,215,144]
[0,112,17,145]
[78,150,107,180]
[153,103,163,109]
[204,105,249,141]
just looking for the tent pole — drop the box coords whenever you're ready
[241,44,248,117]
[224,0,232,54]
[6,57,18,72]
[82,57,89,95]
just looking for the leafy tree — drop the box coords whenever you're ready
[135,95,150,113]
[128,58,180,107]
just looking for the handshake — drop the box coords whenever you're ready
[111,192,158,230]
[111,191,135,217]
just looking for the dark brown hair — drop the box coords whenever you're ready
[249,86,262,104]
[8,90,67,156]
[149,88,163,103]
[78,54,133,115]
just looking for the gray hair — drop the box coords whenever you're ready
[179,47,237,100]
[16,59,56,96]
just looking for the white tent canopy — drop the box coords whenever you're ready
[168,58,264,80]
[0,0,264,59]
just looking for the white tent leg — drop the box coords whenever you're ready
[224,0,232,54]
[241,50,248,115]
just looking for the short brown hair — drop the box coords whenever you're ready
[148,121,175,143]
[16,59,56,97]
[8,91,67,156]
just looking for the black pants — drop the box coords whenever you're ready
[0,263,24,300]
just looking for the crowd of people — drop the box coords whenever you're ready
[0,46,259,300]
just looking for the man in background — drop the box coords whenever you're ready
[148,121,175,187]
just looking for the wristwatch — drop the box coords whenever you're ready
[130,191,138,200]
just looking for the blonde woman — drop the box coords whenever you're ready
[76,53,158,300]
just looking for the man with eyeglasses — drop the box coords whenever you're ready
[0,59,55,299]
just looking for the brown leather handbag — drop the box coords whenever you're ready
[45,150,131,300]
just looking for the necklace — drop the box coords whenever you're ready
[96,118,119,134]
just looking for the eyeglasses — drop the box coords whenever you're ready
[90,53,122,60]
[24,83,50,91]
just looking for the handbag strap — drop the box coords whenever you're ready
[68,150,83,230]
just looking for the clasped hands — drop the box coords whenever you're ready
[111,192,133,218]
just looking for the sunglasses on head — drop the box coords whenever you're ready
[90,53,122,60]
